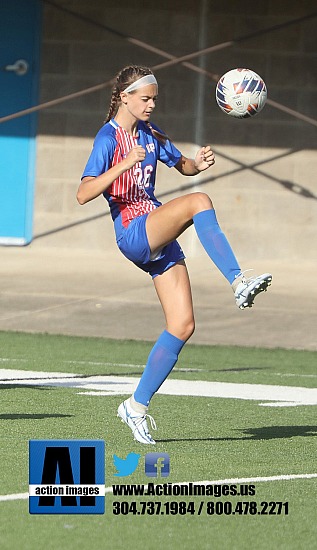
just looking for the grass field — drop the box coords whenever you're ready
[0,331,316,550]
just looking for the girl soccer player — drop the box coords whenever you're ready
[77,65,272,444]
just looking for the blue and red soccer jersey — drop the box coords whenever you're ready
[82,119,182,240]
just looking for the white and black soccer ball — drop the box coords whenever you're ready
[215,68,267,118]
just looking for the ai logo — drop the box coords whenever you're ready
[29,440,105,514]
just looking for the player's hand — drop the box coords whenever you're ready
[194,146,215,172]
[124,145,146,168]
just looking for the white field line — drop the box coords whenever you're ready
[1,370,317,406]
[1,473,317,502]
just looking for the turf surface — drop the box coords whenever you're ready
[0,331,316,549]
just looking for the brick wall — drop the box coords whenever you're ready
[34,0,317,258]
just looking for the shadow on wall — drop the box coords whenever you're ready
[33,146,316,241]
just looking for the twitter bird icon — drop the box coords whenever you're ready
[113,453,141,477]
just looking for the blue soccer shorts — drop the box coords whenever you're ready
[117,213,185,278]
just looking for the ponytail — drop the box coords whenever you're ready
[146,122,169,145]
[104,86,120,123]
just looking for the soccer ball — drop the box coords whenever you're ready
[215,68,267,118]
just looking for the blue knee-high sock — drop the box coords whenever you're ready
[193,209,241,284]
[134,330,185,407]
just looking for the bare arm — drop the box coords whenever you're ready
[174,145,215,176]
[77,145,146,205]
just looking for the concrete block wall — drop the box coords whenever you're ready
[34,0,317,260]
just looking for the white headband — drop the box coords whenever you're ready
[123,74,158,93]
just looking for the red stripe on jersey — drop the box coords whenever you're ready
[107,126,157,227]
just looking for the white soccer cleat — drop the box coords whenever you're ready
[117,399,156,445]
[234,271,272,309]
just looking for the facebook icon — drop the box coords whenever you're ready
[145,453,170,478]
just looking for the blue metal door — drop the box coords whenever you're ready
[0,0,41,245]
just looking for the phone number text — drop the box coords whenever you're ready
[113,500,289,516]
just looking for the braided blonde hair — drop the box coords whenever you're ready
[105,65,168,144]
